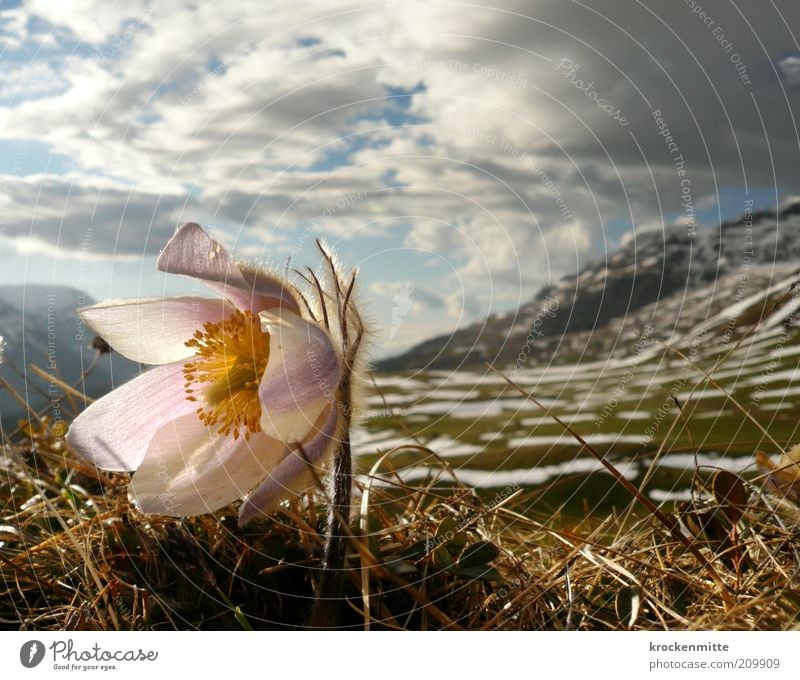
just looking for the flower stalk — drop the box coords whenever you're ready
[311,380,354,629]
[301,248,364,628]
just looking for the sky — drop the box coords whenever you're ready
[0,0,799,357]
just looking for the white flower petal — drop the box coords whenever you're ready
[258,310,341,443]
[239,406,338,525]
[128,414,285,517]
[79,296,236,365]
[66,363,198,471]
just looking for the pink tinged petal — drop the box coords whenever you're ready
[157,222,301,314]
[238,264,302,315]
[239,406,338,526]
[157,222,246,293]
[258,310,341,443]
[79,296,236,365]
[65,363,197,472]
[128,414,285,517]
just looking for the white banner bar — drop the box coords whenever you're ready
[1,631,798,679]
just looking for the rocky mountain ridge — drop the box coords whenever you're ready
[378,201,800,371]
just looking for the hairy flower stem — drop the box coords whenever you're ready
[310,380,354,629]
[307,241,363,629]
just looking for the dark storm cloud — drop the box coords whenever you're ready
[491,0,800,209]
[0,175,200,255]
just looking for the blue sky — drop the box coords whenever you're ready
[1,1,799,356]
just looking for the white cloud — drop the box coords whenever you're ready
[22,0,154,44]
[0,60,67,100]
[2,234,141,261]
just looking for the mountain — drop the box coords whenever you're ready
[0,286,140,434]
[378,201,800,371]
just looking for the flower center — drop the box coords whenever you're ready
[183,309,270,440]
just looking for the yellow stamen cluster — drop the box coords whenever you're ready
[183,309,270,440]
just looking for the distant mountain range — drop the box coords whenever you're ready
[378,201,800,371]
[0,286,140,434]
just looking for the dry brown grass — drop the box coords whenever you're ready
[1,412,799,631]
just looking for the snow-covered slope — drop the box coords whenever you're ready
[379,201,800,371]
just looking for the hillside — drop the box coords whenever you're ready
[378,202,800,371]
[0,285,139,432]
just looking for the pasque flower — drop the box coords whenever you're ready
[66,223,362,526]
